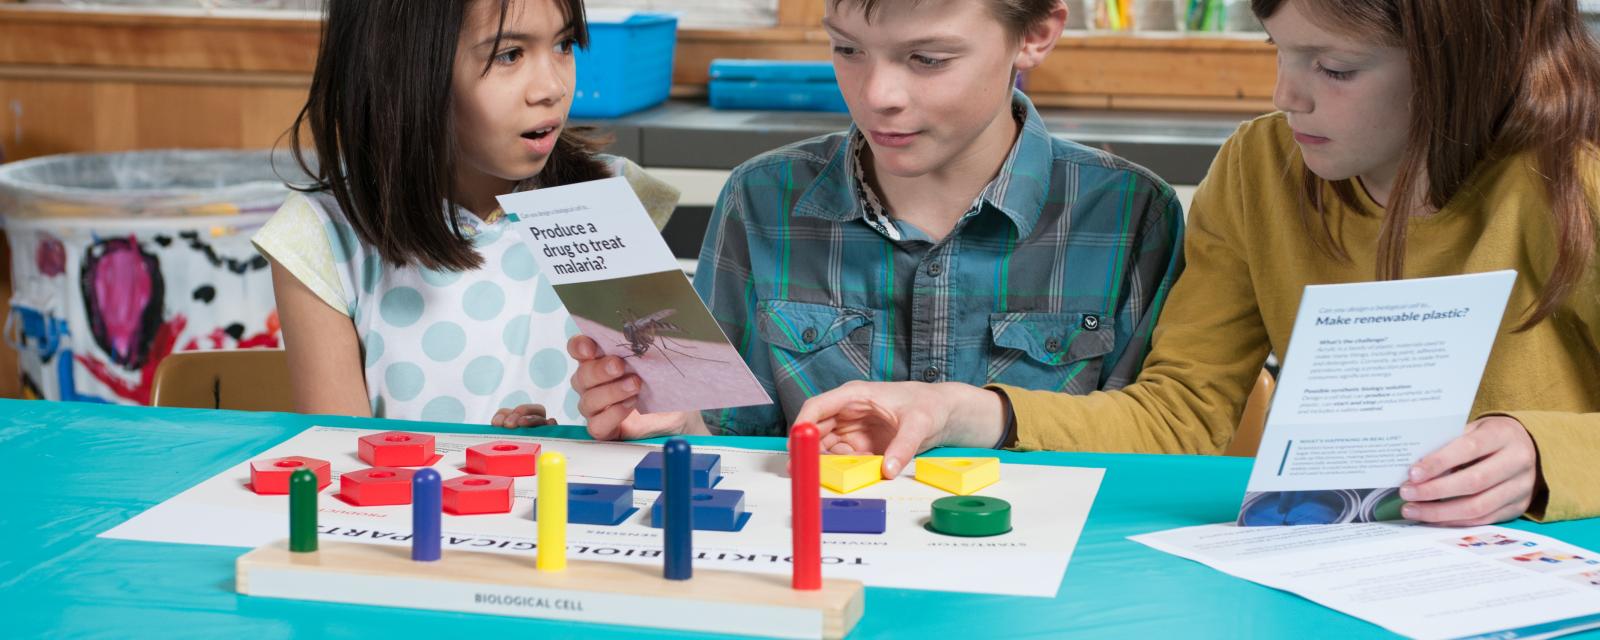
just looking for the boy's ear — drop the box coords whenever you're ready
[1014,1,1069,72]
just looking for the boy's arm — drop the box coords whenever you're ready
[1000,135,1270,454]
[1098,184,1186,391]
[692,175,785,436]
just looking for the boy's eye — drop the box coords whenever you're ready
[911,54,949,69]
[493,47,523,65]
[832,45,861,58]
[555,37,579,55]
[1315,62,1355,81]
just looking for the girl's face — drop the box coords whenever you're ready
[823,0,1050,179]
[1263,0,1413,199]
[452,0,577,196]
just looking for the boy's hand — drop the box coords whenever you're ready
[795,382,1007,478]
[568,335,697,440]
[491,404,558,428]
[1400,416,1539,526]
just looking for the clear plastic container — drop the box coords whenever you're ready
[1,150,290,404]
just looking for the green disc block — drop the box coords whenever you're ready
[289,468,319,553]
[929,496,1012,537]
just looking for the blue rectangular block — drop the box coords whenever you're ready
[649,488,746,532]
[822,498,886,534]
[566,482,634,526]
[633,451,721,491]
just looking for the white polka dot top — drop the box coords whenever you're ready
[252,157,680,425]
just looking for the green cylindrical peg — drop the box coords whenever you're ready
[289,468,319,552]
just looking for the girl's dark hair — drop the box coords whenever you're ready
[289,0,610,271]
[1253,0,1600,329]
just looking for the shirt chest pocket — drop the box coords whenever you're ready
[987,312,1115,394]
[756,300,876,391]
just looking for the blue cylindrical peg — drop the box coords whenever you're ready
[412,468,442,562]
[663,438,693,580]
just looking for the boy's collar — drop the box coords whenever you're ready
[792,88,1053,240]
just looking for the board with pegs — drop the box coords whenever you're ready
[234,425,865,639]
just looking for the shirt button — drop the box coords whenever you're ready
[927,262,943,277]
[1083,315,1101,331]
[1045,337,1062,353]
[922,366,940,383]
[802,328,818,344]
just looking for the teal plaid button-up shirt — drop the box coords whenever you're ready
[693,90,1186,436]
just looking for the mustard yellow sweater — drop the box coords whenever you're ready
[1001,113,1600,522]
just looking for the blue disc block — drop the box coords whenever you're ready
[634,451,721,491]
[649,488,747,532]
[822,498,886,534]
[535,482,635,526]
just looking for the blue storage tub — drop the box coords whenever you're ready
[571,12,678,118]
[708,59,849,113]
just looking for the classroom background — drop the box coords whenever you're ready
[1,0,1598,406]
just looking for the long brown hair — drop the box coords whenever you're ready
[1253,0,1600,328]
[288,0,610,272]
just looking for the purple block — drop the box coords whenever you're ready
[822,498,886,534]
[650,488,746,531]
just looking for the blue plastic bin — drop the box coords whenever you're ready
[571,12,678,118]
[708,59,848,113]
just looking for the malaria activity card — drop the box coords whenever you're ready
[500,177,771,414]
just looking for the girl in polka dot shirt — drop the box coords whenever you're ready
[253,0,678,426]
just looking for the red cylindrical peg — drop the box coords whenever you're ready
[790,422,821,590]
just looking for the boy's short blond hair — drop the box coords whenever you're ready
[828,0,1063,38]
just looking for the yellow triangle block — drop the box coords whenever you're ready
[914,457,1000,495]
[819,455,883,494]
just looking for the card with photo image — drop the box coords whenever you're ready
[500,177,772,415]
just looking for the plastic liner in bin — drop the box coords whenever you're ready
[1,149,292,405]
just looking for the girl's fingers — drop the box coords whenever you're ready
[1402,446,1525,503]
[1402,471,1535,525]
[577,376,642,418]
[585,404,635,441]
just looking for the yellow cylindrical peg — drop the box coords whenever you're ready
[536,451,567,572]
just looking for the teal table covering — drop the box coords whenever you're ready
[4,398,1597,638]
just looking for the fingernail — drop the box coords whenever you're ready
[1409,466,1424,482]
[607,361,622,376]
[1399,486,1417,501]
[1402,506,1418,520]
[625,378,640,392]
[883,458,899,477]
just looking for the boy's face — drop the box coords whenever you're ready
[824,0,1030,179]
[452,0,576,192]
[1263,0,1413,196]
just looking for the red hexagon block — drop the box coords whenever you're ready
[464,441,541,477]
[443,475,513,515]
[250,456,331,495]
[339,467,416,506]
[358,431,437,467]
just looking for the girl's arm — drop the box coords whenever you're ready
[269,259,372,417]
